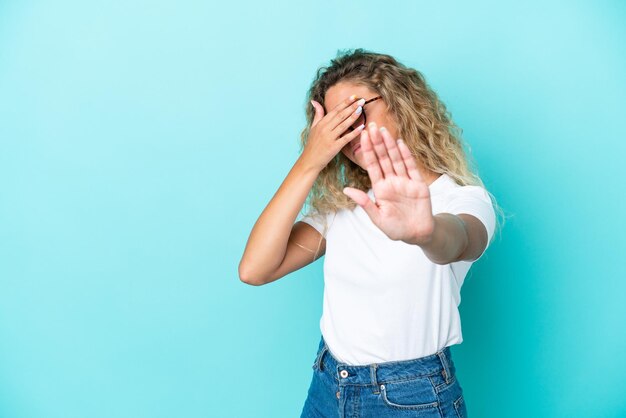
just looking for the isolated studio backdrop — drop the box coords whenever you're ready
[1,1,625,417]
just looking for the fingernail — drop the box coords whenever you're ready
[380,126,387,132]
[397,138,404,145]
[310,100,315,107]
[356,98,365,106]
[349,94,357,101]
[357,124,365,130]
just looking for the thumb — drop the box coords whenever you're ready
[343,187,380,222]
[310,100,324,127]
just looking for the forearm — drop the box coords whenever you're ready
[404,213,469,265]
[239,156,321,283]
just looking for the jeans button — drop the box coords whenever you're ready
[336,391,340,399]
[339,370,349,378]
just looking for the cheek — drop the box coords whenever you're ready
[386,121,399,139]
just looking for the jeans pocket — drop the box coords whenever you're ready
[379,377,440,410]
[453,394,467,418]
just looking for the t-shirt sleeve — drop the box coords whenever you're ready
[297,209,335,239]
[445,185,496,262]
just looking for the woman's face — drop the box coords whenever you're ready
[324,81,398,170]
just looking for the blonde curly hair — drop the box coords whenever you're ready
[299,48,506,245]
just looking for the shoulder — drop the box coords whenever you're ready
[447,184,492,202]
[298,208,337,238]
[438,178,496,243]
[435,175,492,203]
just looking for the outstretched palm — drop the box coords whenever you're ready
[343,122,435,244]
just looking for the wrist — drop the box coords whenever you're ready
[419,214,468,265]
[402,214,436,247]
[295,154,323,176]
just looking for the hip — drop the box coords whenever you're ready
[300,335,468,418]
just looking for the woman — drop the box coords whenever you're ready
[239,48,502,417]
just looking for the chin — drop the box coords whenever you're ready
[351,158,365,171]
[340,150,363,169]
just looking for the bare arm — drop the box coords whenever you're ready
[259,221,327,285]
[406,213,488,265]
[238,156,323,285]
[238,94,369,285]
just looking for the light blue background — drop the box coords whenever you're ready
[1,1,625,417]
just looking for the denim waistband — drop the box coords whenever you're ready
[313,335,455,387]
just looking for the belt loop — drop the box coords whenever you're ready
[314,345,328,371]
[437,349,452,384]
[370,363,380,394]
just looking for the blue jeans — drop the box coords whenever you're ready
[300,335,468,418]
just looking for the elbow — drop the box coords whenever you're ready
[238,262,266,286]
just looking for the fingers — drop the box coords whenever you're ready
[312,95,356,130]
[310,100,324,127]
[343,186,380,223]
[335,103,365,137]
[364,122,424,184]
[330,97,366,133]
[360,129,384,184]
[342,186,369,207]
[367,122,396,178]
[396,137,424,183]
[337,122,366,143]
[325,94,359,124]
[378,126,408,178]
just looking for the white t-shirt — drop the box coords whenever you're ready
[297,173,496,365]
